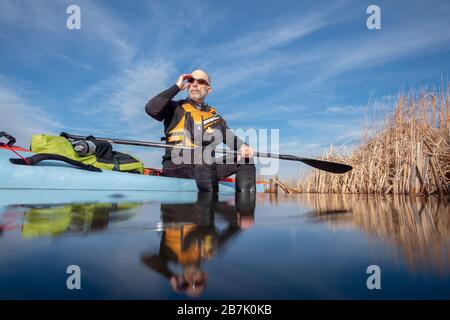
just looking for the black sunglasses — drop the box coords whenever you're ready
[187,77,210,86]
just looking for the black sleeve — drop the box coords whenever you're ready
[145,84,180,121]
[215,202,237,220]
[140,254,174,280]
[217,225,241,251]
[221,121,246,151]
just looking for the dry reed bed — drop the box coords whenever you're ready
[297,86,450,195]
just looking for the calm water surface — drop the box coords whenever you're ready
[0,191,448,299]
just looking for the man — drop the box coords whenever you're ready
[145,70,255,192]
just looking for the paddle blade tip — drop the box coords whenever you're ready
[334,164,353,174]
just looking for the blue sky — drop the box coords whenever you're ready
[1,0,450,178]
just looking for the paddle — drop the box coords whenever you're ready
[60,132,352,174]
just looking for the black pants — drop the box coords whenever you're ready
[162,160,238,180]
[162,156,256,192]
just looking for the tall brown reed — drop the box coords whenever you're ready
[296,84,450,195]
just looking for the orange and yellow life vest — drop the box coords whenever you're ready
[166,102,222,147]
[164,224,214,265]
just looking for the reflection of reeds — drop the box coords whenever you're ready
[297,85,450,195]
[300,194,449,273]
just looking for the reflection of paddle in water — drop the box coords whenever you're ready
[140,192,256,297]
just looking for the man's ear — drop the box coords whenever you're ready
[207,87,212,95]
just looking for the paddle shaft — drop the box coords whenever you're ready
[63,132,310,159]
[61,132,352,174]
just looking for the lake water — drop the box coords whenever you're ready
[0,191,448,299]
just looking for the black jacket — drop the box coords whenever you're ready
[145,85,246,162]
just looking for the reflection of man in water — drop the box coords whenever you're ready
[140,193,255,297]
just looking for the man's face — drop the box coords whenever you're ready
[187,70,211,103]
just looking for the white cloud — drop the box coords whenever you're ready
[0,76,65,146]
[0,0,136,68]
[221,111,249,122]
[197,4,349,92]
[0,0,62,33]
[325,105,365,115]
[209,10,331,60]
[203,1,450,100]
[111,62,176,120]
[287,118,363,145]
[222,104,309,123]
[70,59,177,140]
[313,16,450,83]
[82,1,137,65]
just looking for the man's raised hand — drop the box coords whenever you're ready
[176,74,192,91]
